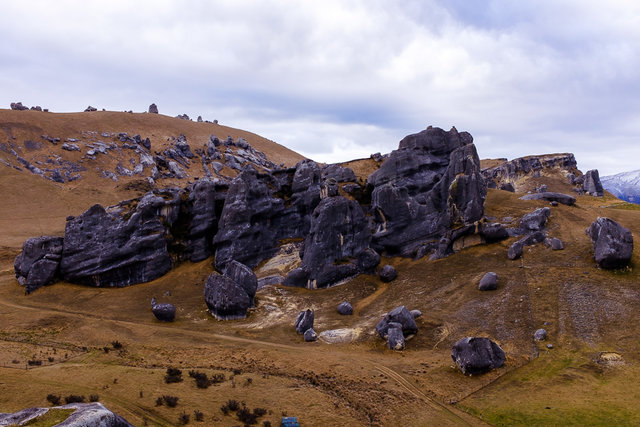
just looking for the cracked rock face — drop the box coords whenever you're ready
[204,273,252,320]
[368,127,486,258]
[0,402,133,427]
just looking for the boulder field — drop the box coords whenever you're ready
[15,126,487,292]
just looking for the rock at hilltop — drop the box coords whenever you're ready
[482,153,578,191]
[586,217,633,269]
[451,337,505,375]
[376,306,418,339]
[84,106,97,112]
[368,127,486,258]
[0,402,134,427]
[583,169,604,196]
[10,102,29,110]
[204,273,252,320]
[148,103,158,114]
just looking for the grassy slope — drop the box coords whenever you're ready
[1,114,640,425]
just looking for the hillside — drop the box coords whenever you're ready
[601,169,640,204]
[2,114,640,426]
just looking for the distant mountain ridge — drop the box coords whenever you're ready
[601,169,640,204]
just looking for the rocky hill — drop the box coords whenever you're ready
[2,109,640,426]
[601,169,640,204]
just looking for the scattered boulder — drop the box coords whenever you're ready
[304,328,318,342]
[379,265,398,282]
[295,309,314,334]
[204,273,251,320]
[0,403,134,427]
[410,309,422,319]
[387,323,405,351]
[586,217,633,269]
[451,337,505,375]
[337,301,353,315]
[151,297,176,322]
[583,169,604,196]
[479,222,509,243]
[508,231,546,260]
[518,207,550,231]
[148,103,158,114]
[375,306,418,339]
[534,329,547,341]
[478,272,498,291]
[520,192,576,206]
[84,106,97,112]
[545,237,564,250]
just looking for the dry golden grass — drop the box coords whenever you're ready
[2,111,640,425]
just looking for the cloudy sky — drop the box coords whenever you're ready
[2,1,639,175]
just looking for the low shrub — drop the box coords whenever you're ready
[46,394,61,406]
[194,410,204,422]
[64,394,85,404]
[111,341,123,349]
[163,395,179,408]
[165,367,183,384]
[179,412,190,425]
[89,394,100,402]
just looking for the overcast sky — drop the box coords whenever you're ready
[2,1,639,175]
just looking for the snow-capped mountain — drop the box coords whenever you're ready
[601,169,640,204]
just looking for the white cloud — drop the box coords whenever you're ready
[1,0,640,175]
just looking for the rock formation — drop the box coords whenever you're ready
[148,103,158,114]
[583,169,604,196]
[337,301,353,315]
[368,127,486,259]
[295,309,314,334]
[0,402,133,426]
[586,217,633,269]
[520,192,576,206]
[375,306,418,339]
[451,337,505,375]
[204,273,252,320]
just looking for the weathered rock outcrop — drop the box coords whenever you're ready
[148,103,158,114]
[368,127,486,258]
[451,337,505,375]
[14,236,63,293]
[0,402,133,426]
[482,153,578,192]
[583,169,604,196]
[586,217,633,269]
[59,194,177,287]
[518,207,550,232]
[224,260,258,306]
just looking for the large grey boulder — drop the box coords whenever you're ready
[224,260,258,306]
[586,217,633,269]
[583,169,604,196]
[0,402,133,426]
[295,309,314,334]
[151,297,176,322]
[387,323,405,351]
[337,301,353,315]
[451,337,505,375]
[375,306,418,339]
[479,222,509,243]
[14,236,63,292]
[204,273,251,320]
[518,207,550,231]
[368,127,486,258]
[304,328,318,342]
[478,272,498,291]
[379,265,398,282]
[148,103,158,114]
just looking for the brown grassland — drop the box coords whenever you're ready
[1,111,640,426]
